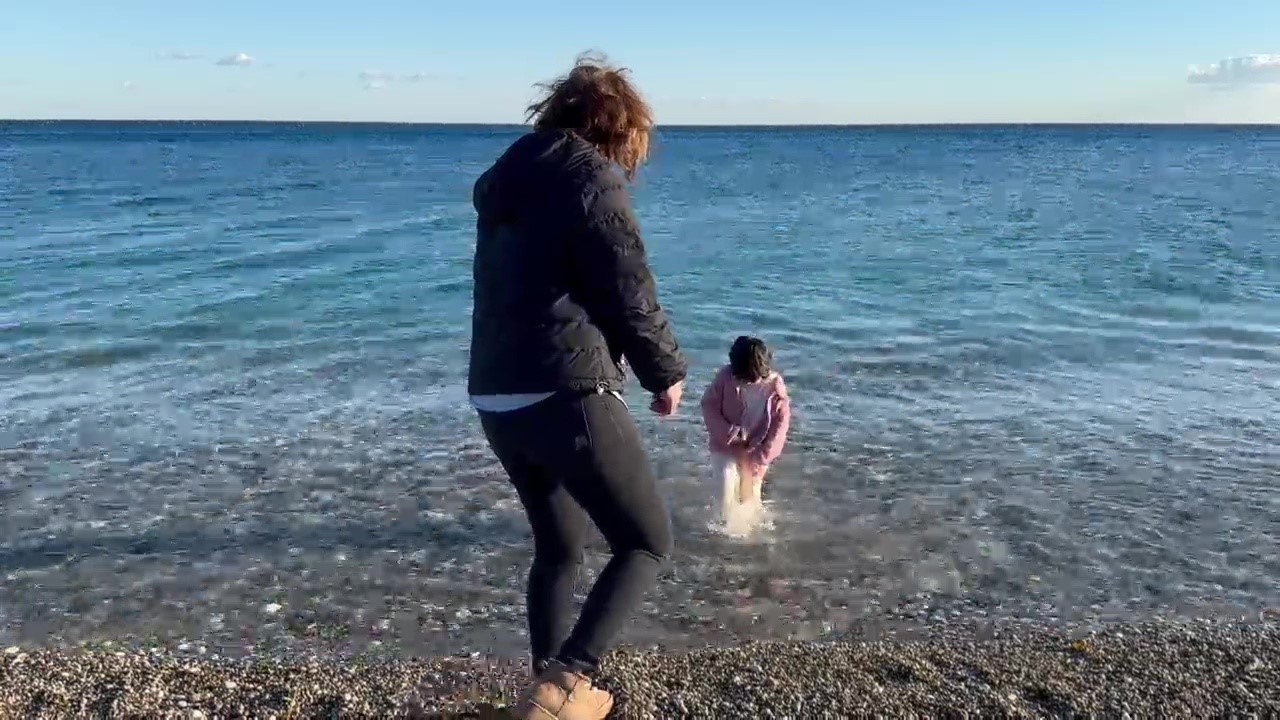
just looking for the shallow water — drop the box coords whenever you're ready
[2,122,1278,658]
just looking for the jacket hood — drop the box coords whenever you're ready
[768,372,789,400]
[472,129,596,221]
[715,365,789,400]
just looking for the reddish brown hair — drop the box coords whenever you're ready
[526,51,654,180]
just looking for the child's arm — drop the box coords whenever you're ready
[700,370,742,445]
[750,388,791,467]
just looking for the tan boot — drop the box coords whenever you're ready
[513,661,614,720]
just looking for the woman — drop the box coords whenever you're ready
[467,53,686,720]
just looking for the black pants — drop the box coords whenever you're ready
[478,390,673,674]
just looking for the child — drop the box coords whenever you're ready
[700,336,791,534]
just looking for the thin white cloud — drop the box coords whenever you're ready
[122,80,136,91]
[1188,54,1280,84]
[159,50,202,61]
[216,53,255,67]
[358,70,434,90]
[359,70,391,89]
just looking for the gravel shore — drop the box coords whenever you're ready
[3,621,1278,719]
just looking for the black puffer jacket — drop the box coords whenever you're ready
[467,129,686,397]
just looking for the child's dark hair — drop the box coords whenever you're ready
[729,336,772,382]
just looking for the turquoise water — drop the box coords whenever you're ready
[2,122,1279,657]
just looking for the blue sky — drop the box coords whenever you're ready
[2,0,1278,123]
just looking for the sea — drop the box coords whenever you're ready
[2,121,1278,659]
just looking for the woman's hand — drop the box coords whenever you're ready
[650,380,684,417]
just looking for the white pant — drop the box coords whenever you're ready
[711,452,765,535]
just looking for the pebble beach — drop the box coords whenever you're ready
[4,620,1279,718]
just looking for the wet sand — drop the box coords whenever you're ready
[4,620,1278,718]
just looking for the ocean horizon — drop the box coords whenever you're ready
[6,119,1280,129]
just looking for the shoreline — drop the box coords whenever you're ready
[4,619,1278,718]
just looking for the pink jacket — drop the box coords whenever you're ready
[700,365,791,466]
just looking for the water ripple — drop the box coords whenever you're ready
[0,123,1278,655]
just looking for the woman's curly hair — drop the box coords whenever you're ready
[526,51,654,180]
